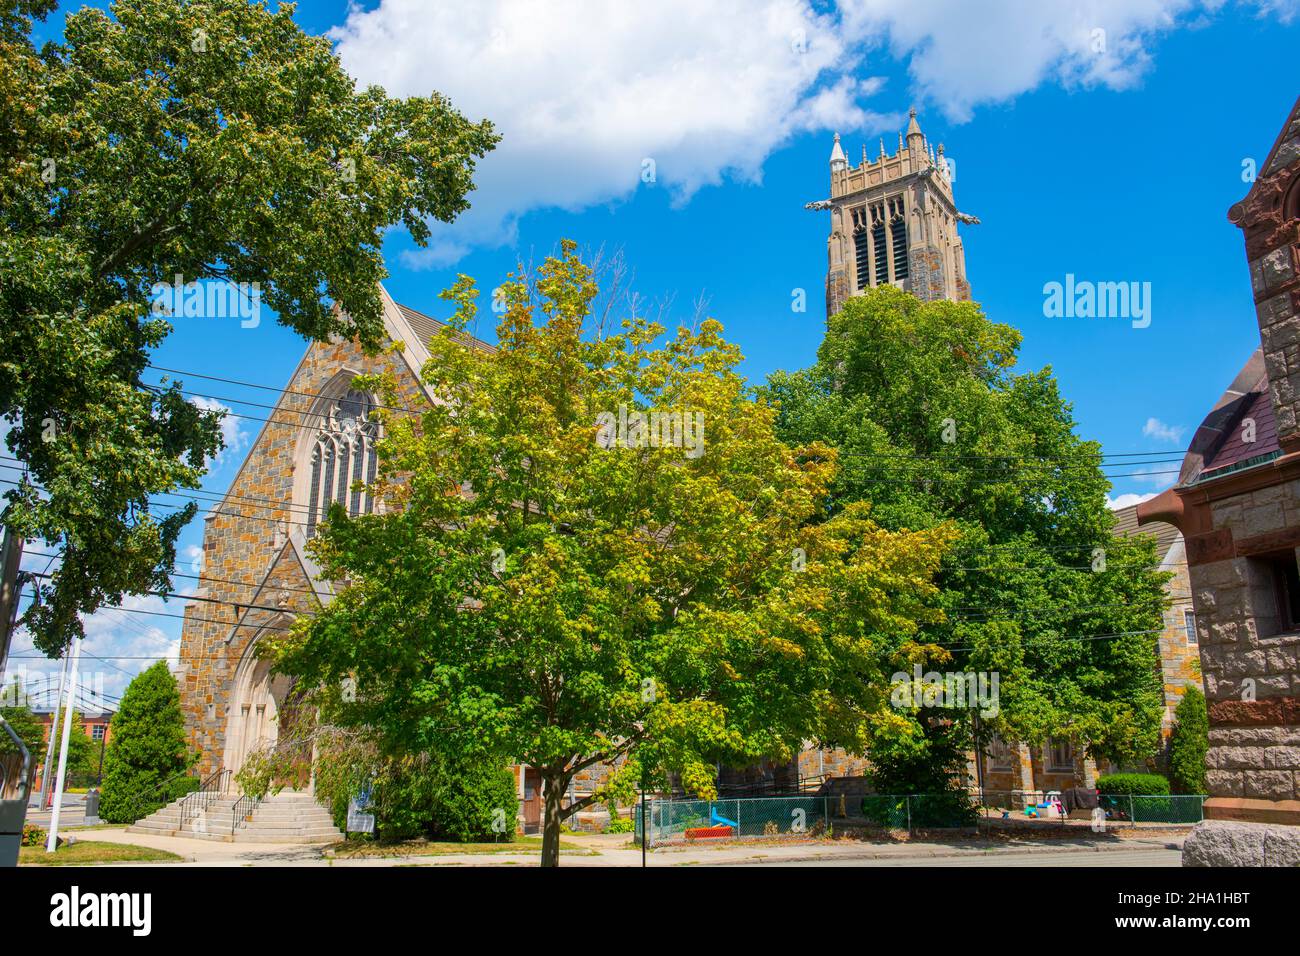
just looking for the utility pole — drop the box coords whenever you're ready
[0,526,32,867]
[0,527,24,683]
[46,636,81,853]
[96,726,107,783]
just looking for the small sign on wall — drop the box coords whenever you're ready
[346,784,374,834]
[346,798,374,834]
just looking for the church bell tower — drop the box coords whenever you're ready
[811,108,976,319]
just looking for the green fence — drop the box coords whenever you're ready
[635,795,833,846]
[634,790,1206,845]
[979,790,1205,825]
[1099,794,1206,824]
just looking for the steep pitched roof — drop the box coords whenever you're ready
[394,302,496,354]
[1175,348,1281,487]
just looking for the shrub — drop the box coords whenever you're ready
[603,799,634,833]
[1,706,47,779]
[605,815,634,834]
[1096,772,1170,796]
[21,822,46,847]
[1167,686,1208,794]
[356,750,519,843]
[99,662,195,823]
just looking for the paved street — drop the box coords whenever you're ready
[31,825,1186,867]
[770,847,1183,866]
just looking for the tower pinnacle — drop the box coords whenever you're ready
[829,132,847,173]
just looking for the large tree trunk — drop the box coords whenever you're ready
[540,772,566,868]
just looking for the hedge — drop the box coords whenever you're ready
[1095,772,1170,796]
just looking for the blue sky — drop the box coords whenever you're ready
[8,0,1300,698]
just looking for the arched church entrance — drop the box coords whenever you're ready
[223,617,305,788]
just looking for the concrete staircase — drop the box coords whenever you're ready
[232,790,343,844]
[128,790,342,844]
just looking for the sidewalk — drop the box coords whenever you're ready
[51,826,1185,867]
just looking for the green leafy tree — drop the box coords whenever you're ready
[1167,685,1208,794]
[269,243,957,866]
[0,0,497,655]
[764,287,1167,790]
[99,661,193,822]
[61,709,100,779]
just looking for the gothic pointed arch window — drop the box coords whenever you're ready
[304,388,380,538]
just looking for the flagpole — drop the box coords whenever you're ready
[38,646,70,808]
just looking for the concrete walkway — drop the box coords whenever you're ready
[49,826,1186,867]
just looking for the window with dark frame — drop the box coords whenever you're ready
[1184,607,1197,644]
[1047,737,1074,772]
[1265,551,1300,633]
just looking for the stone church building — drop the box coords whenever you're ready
[176,109,1205,830]
[176,291,475,783]
[178,109,984,815]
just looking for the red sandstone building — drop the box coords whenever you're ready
[1138,94,1300,865]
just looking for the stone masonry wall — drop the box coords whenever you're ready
[1231,103,1300,447]
[1189,480,1300,804]
[178,334,429,777]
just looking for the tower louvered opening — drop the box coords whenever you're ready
[871,220,888,286]
[854,229,872,290]
[890,216,909,281]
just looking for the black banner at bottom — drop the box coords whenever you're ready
[0,862,1289,943]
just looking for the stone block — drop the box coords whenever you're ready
[1261,246,1297,293]
[1208,746,1261,771]
[1182,819,1300,866]
[1258,290,1295,326]
[1244,770,1294,800]
[1242,501,1286,537]
[1266,646,1300,673]
[1206,770,1245,797]
[1264,746,1300,770]
[1267,136,1300,175]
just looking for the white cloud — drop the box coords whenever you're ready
[1142,416,1186,444]
[1,593,180,712]
[182,544,204,576]
[328,0,1298,263]
[190,396,249,467]
[330,0,895,267]
[1107,491,1158,509]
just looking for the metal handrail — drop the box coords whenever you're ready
[230,792,261,834]
[131,769,198,819]
[179,767,230,831]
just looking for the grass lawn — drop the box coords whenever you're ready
[327,835,593,858]
[20,840,183,866]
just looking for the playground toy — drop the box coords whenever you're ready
[684,804,739,840]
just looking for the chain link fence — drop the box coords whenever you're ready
[634,790,1206,846]
[635,795,833,846]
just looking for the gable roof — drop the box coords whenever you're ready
[394,301,496,355]
[1174,348,1281,487]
